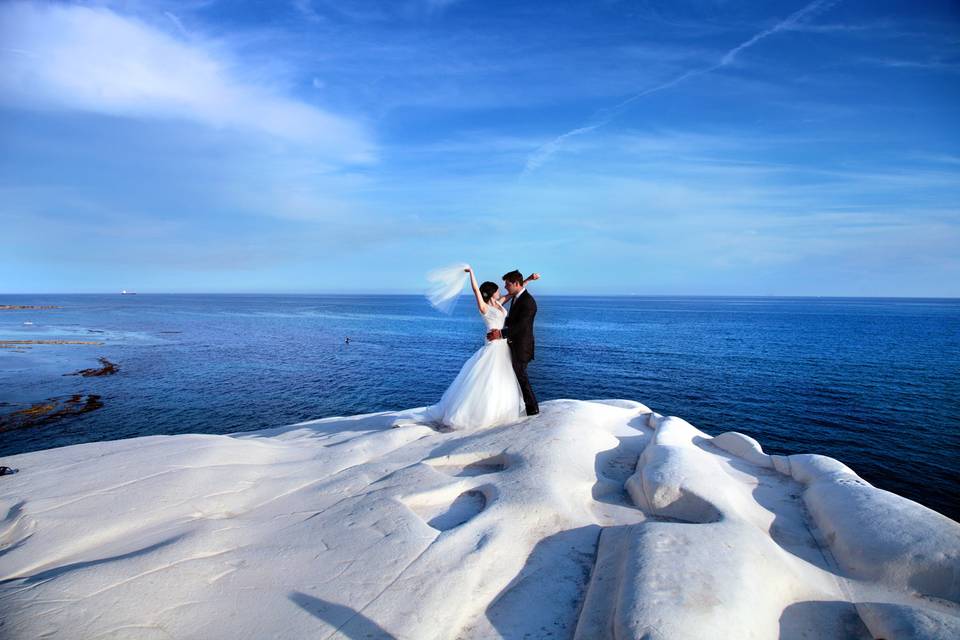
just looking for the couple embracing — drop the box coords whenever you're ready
[424,269,540,431]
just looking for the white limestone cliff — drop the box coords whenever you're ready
[1,399,957,639]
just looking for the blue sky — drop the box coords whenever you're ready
[2,0,958,295]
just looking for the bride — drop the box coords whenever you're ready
[423,267,540,430]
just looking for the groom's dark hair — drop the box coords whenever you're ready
[502,270,523,285]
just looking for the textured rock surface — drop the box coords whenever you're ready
[1,399,957,639]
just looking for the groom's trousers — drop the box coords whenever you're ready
[511,356,539,415]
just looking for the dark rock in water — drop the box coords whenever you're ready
[0,394,104,432]
[66,357,119,377]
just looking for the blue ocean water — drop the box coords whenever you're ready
[1,294,957,520]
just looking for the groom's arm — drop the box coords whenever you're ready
[488,314,507,340]
[486,308,515,341]
[501,274,540,305]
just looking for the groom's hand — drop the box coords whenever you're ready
[486,329,501,341]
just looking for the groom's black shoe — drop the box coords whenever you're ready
[526,408,540,416]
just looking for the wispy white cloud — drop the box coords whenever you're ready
[291,0,325,24]
[909,152,960,166]
[423,0,465,12]
[163,11,190,38]
[858,56,960,72]
[523,0,842,175]
[0,1,374,163]
[293,0,464,24]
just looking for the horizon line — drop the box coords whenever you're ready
[2,293,958,300]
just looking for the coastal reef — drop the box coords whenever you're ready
[65,357,119,377]
[0,340,102,350]
[0,400,957,639]
[0,394,104,432]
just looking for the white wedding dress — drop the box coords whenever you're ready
[425,303,525,430]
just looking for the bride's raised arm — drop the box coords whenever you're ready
[465,266,488,314]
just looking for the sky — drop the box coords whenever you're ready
[1,0,958,296]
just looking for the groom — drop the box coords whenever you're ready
[487,270,539,416]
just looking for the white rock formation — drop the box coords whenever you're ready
[0,399,957,639]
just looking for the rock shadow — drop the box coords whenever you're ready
[244,411,401,439]
[423,422,520,459]
[402,485,493,532]
[0,500,33,559]
[626,413,655,431]
[693,436,844,573]
[424,451,511,477]
[487,525,601,639]
[779,600,871,640]
[0,532,187,585]
[289,591,396,640]
[592,435,649,508]
[426,490,486,531]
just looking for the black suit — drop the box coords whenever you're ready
[501,290,538,415]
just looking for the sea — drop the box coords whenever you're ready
[1,294,957,521]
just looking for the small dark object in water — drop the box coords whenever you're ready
[0,466,18,476]
[159,331,182,334]
[345,336,351,344]
[65,357,119,377]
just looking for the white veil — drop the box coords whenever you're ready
[426,263,469,314]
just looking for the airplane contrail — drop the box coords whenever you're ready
[522,0,842,175]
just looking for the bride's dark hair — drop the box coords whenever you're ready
[480,281,499,303]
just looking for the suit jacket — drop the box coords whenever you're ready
[501,290,536,362]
